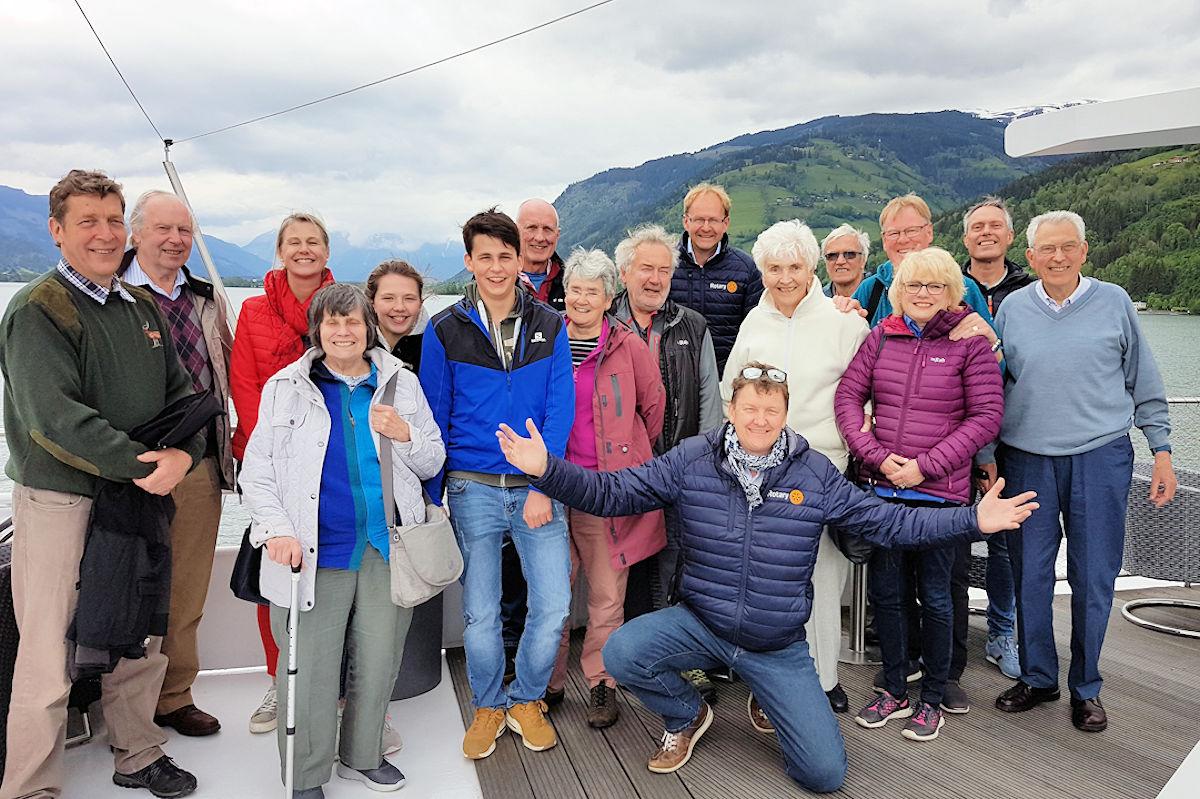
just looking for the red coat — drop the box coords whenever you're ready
[230,268,335,460]
[571,318,667,570]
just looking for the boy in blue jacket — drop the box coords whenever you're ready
[420,209,574,760]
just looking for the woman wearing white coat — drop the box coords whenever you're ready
[720,220,868,722]
[241,283,445,798]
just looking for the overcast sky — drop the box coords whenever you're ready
[3,0,1199,248]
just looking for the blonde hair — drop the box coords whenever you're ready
[888,247,965,313]
[879,193,932,229]
[275,212,330,268]
[683,182,732,215]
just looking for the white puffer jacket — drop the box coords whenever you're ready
[240,346,445,610]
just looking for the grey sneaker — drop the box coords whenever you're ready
[249,683,277,734]
[336,760,406,791]
[901,701,945,741]
[940,680,970,714]
[855,691,913,728]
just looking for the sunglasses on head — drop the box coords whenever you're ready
[740,366,787,383]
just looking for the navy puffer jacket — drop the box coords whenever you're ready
[669,235,762,372]
[534,425,981,651]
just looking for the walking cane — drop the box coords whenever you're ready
[284,561,302,798]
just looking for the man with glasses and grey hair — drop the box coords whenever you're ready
[821,224,870,298]
[119,190,234,738]
[993,209,1175,733]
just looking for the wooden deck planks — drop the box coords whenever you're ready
[447,585,1200,798]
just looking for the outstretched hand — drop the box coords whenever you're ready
[976,478,1039,534]
[497,419,549,478]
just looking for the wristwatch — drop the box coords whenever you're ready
[991,337,1003,353]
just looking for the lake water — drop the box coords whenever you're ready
[0,282,1196,545]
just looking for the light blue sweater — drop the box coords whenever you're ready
[994,281,1171,456]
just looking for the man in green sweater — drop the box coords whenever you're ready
[0,170,203,799]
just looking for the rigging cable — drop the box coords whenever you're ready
[172,0,616,144]
[72,0,166,144]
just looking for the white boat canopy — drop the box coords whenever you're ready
[1005,86,1200,157]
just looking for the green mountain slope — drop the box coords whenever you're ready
[930,147,1200,312]
[555,111,1054,259]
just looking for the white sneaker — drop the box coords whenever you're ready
[249,683,278,734]
[382,714,403,755]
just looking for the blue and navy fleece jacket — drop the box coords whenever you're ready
[311,362,390,569]
[420,290,574,499]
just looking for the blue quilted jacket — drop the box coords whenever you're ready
[534,425,981,651]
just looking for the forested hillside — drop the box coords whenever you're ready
[930,147,1200,312]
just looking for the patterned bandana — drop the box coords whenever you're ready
[724,424,788,509]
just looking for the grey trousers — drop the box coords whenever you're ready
[270,547,413,790]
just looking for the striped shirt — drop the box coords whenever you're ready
[57,259,136,305]
[569,335,600,368]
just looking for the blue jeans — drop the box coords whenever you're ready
[985,531,1017,638]
[1000,436,1133,700]
[869,497,957,706]
[446,478,570,709]
[603,605,847,793]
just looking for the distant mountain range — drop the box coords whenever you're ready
[2,105,1085,286]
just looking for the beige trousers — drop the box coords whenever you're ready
[157,458,223,715]
[1,484,168,799]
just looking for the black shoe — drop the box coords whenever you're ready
[825,683,849,713]
[996,681,1061,713]
[940,680,970,714]
[708,666,736,683]
[1070,696,1107,732]
[872,662,923,693]
[112,756,197,798]
[154,705,221,737]
[543,687,566,708]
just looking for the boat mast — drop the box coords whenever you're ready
[162,139,238,333]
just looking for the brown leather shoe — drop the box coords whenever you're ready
[1071,697,1107,732]
[648,702,712,774]
[747,694,774,733]
[586,682,618,729]
[154,705,221,737]
[995,681,1060,713]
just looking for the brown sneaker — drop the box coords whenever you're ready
[462,707,506,759]
[506,700,557,751]
[586,682,619,729]
[747,693,774,734]
[648,702,713,774]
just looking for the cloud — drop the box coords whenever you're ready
[2,0,1199,246]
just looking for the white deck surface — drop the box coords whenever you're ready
[62,658,481,799]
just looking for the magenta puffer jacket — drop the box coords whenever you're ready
[833,307,1003,503]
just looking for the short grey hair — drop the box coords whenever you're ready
[820,224,870,261]
[963,196,1013,233]
[129,189,190,235]
[563,248,619,298]
[1026,210,1086,248]
[615,224,679,274]
[751,219,820,273]
[306,283,379,355]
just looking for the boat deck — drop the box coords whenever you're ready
[448,585,1200,799]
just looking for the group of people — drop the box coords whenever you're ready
[0,170,1178,799]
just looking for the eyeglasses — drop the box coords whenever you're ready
[1033,242,1082,258]
[902,282,947,295]
[881,223,930,242]
[686,215,728,227]
[824,250,863,262]
[740,366,787,383]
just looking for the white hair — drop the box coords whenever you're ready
[563,247,620,297]
[129,189,190,235]
[751,219,820,273]
[820,224,870,261]
[614,224,679,274]
[963,196,1014,234]
[1026,210,1086,248]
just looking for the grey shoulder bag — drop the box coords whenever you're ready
[379,372,463,608]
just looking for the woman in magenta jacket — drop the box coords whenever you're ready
[834,247,1003,743]
[547,248,666,728]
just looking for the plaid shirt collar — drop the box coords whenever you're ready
[57,258,137,305]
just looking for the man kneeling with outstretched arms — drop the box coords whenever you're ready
[496,361,1038,792]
